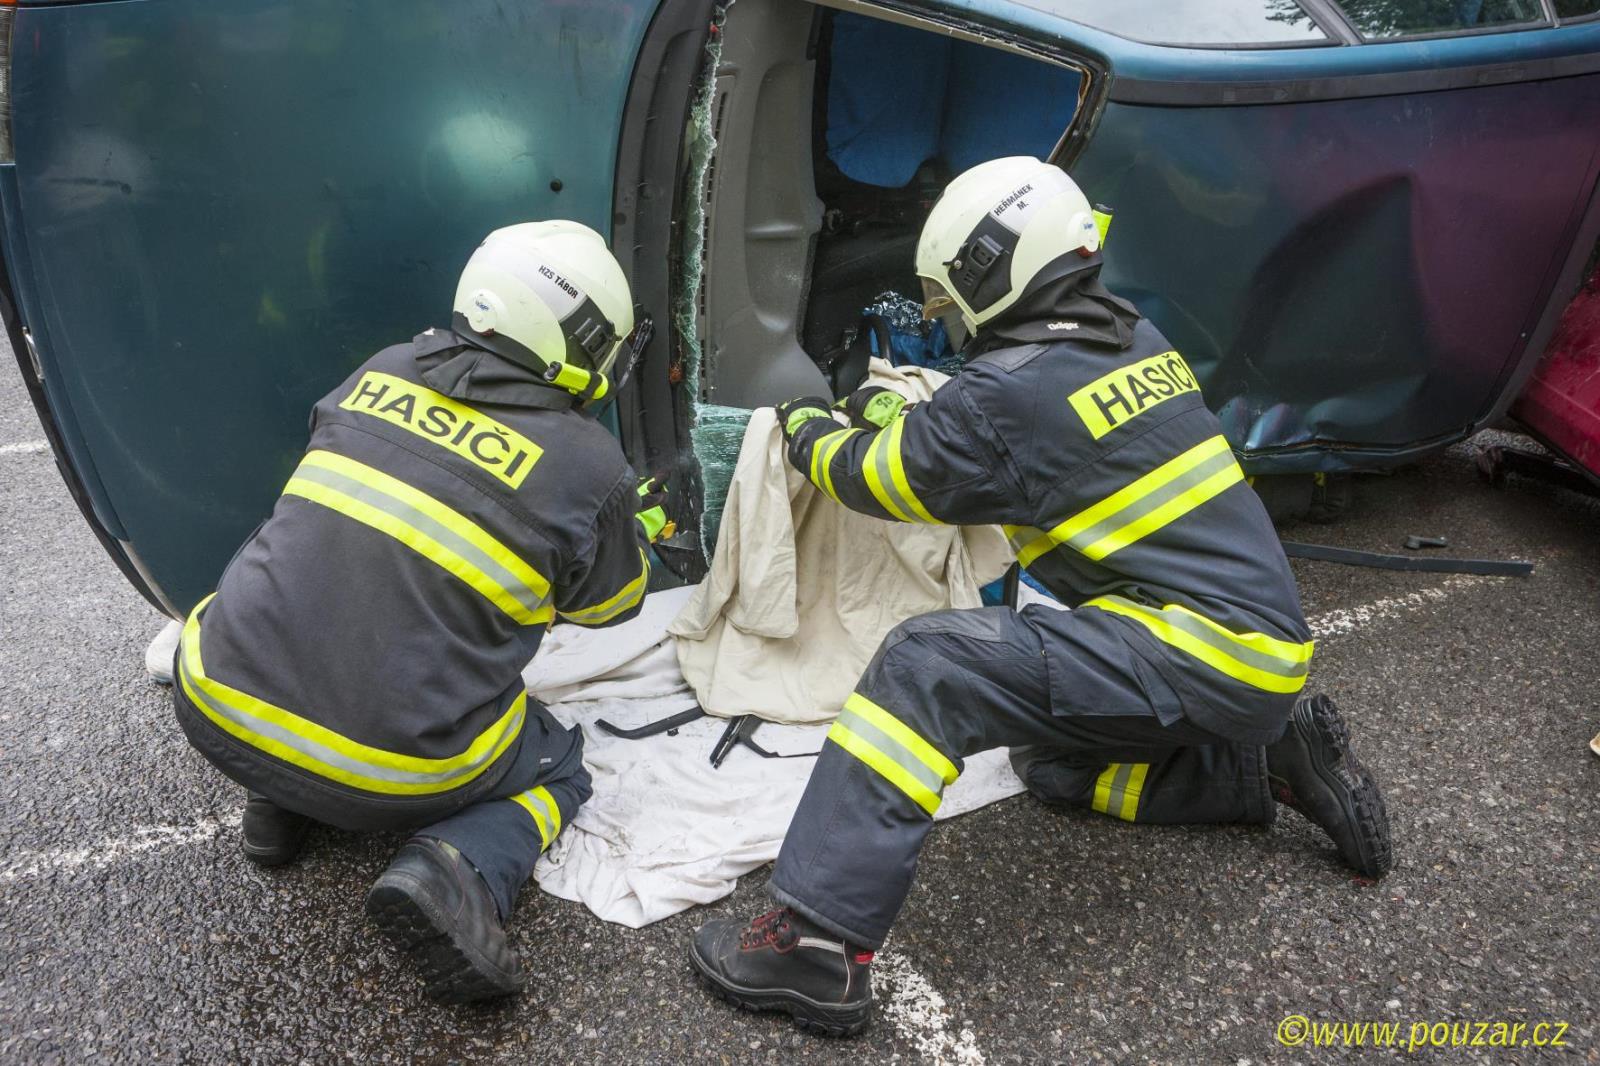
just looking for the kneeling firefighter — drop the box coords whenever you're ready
[172,221,667,1003]
[689,157,1393,1035]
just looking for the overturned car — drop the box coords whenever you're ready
[3,0,1598,610]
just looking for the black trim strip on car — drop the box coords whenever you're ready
[1110,46,1600,106]
[611,0,718,582]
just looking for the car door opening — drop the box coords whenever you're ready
[675,0,1085,556]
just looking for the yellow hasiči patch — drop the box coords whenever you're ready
[339,371,542,488]
[1068,350,1200,439]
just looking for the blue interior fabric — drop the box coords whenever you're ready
[825,12,1081,189]
[825,17,951,188]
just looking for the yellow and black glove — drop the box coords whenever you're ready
[636,474,672,543]
[774,395,836,441]
[835,385,908,431]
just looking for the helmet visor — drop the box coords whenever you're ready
[920,277,957,322]
[920,277,969,349]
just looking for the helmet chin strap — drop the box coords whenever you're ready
[449,310,613,407]
[941,312,970,350]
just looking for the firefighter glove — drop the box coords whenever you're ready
[835,386,908,431]
[636,474,670,543]
[774,396,835,441]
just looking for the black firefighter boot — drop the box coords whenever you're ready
[690,907,874,1037]
[1267,693,1393,879]
[240,793,311,867]
[365,836,524,1004]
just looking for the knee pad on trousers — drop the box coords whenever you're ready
[1009,745,1099,807]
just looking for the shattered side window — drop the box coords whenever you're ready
[1337,0,1548,37]
[1031,0,1328,46]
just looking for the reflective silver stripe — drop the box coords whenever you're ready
[1095,595,1310,680]
[1006,524,1044,554]
[871,421,930,523]
[177,654,525,786]
[836,705,948,799]
[1063,447,1239,555]
[1104,762,1135,819]
[293,463,547,617]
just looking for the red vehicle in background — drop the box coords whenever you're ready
[1515,245,1600,485]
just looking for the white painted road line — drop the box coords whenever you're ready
[0,811,242,886]
[1305,574,1483,640]
[0,439,48,455]
[876,950,988,1066]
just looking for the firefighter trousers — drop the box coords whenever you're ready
[767,605,1278,949]
[418,701,592,920]
[179,677,590,921]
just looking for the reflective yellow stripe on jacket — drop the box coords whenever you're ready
[283,450,553,626]
[862,417,940,524]
[1086,594,1314,694]
[827,692,958,815]
[559,547,649,626]
[512,785,563,850]
[808,428,860,503]
[177,597,524,795]
[1013,435,1243,566]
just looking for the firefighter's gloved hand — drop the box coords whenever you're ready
[774,396,835,442]
[835,386,909,431]
[636,474,670,543]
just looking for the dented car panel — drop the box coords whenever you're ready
[1076,79,1600,469]
[865,0,1600,469]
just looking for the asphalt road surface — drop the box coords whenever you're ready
[3,343,1598,1064]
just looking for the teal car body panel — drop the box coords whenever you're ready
[2,0,657,612]
[4,0,1599,611]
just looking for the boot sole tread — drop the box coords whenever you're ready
[366,875,523,1005]
[688,943,870,1038]
[1302,695,1393,879]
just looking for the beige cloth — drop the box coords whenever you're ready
[670,360,1014,724]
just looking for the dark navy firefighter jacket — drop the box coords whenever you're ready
[787,315,1313,745]
[173,329,649,827]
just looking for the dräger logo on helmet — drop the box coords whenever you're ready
[1067,350,1200,439]
[339,371,544,488]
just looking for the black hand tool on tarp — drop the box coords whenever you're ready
[595,705,706,740]
[1280,540,1533,578]
[709,714,820,768]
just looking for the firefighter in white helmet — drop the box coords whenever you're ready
[691,157,1392,1035]
[173,220,667,1003]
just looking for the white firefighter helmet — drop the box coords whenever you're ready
[452,220,635,399]
[915,156,1101,339]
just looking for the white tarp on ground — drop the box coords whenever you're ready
[149,586,1040,928]
[524,585,1026,928]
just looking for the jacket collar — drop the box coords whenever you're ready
[970,268,1142,355]
[412,328,577,412]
